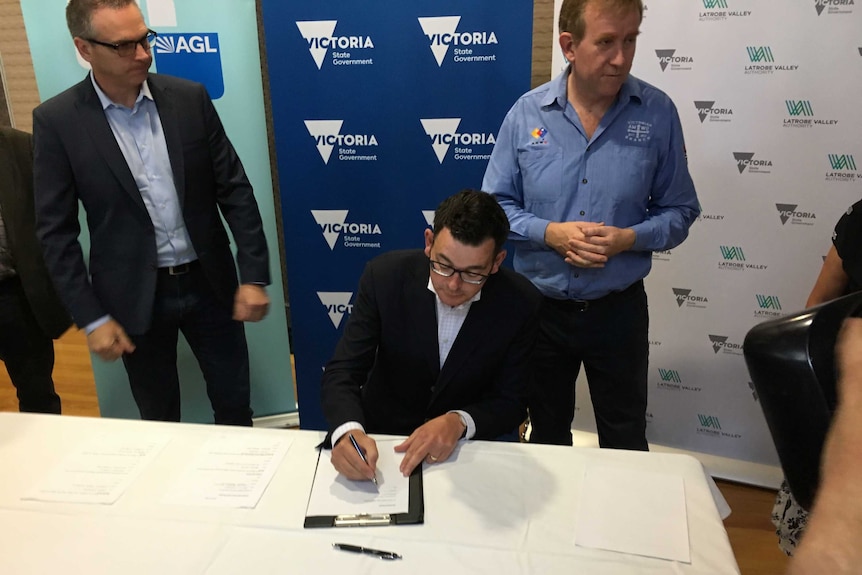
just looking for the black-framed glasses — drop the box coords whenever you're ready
[429,259,490,285]
[86,29,157,58]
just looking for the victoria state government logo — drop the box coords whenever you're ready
[815,0,856,16]
[420,118,495,163]
[694,100,733,123]
[709,334,744,356]
[417,16,498,67]
[311,210,382,250]
[317,292,353,329]
[295,20,374,70]
[304,120,378,164]
[654,49,693,72]
[733,152,772,174]
[776,203,816,226]
[672,287,708,309]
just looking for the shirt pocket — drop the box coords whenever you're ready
[608,145,658,206]
[518,147,563,203]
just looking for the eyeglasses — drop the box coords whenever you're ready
[86,29,157,58]
[429,259,490,285]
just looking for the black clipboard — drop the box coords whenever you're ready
[304,448,424,528]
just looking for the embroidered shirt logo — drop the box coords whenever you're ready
[625,121,651,142]
[530,126,548,145]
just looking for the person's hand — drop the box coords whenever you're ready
[87,319,135,361]
[233,284,269,322]
[331,430,379,481]
[544,221,603,260]
[394,413,465,476]
[564,224,636,267]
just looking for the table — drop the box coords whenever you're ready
[0,413,739,574]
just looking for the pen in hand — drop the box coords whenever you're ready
[348,433,379,486]
[333,543,401,560]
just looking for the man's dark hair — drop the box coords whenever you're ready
[66,0,138,39]
[433,189,509,253]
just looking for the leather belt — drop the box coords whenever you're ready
[158,261,199,276]
[546,280,644,313]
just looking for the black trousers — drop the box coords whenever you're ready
[0,276,61,414]
[122,263,252,426]
[528,281,649,450]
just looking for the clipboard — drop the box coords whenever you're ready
[304,448,424,528]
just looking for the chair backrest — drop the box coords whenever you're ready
[743,291,862,510]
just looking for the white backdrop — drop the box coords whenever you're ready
[548,0,862,481]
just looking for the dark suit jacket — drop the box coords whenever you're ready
[0,127,71,339]
[32,74,269,334]
[321,249,542,440]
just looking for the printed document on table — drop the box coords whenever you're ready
[574,464,690,563]
[306,439,409,516]
[162,434,292,508]
[22,432,171,504]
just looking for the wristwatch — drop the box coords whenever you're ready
[457,412,468,439]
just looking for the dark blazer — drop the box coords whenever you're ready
[32,74,269,334]
[0,127,71,339]
[321,249,542,440]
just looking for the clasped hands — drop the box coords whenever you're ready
[545,221,636,268]
[331,413,466,481]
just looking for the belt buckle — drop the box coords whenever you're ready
[168,263,190,276]
[573,299,589,312]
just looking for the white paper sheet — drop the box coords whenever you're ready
[574,464,691,563]
[22,432,171,504]
[306,439,409,517]
[162,434,292,508]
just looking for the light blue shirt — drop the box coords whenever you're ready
[86,74,197,334]
[482,68,700,300]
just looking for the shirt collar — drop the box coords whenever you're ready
[541,64,642,109]
[426,276,482,310]
[90,70,152,110]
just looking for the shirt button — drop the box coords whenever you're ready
[574,273,580,278]
[582,178,588,184]
[586,146,591,152]
[579,210,585,216]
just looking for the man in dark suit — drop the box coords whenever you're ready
[322,189,542,479]
[33,0,270,425]
[0,127,72,413]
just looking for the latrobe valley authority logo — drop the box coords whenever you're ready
[826,154,857,183]
[656,368,702,392]
[295,20,374,70]
[420,118,496,163]
[776,203,816,226]
[717,245,768,271]
[783,100,838,128]
[744,46,798,75]
[654,49,693,72]
[304,120,378,164]
[317,292,353,329]
[733,152,772,174]
[755,294,783,319]
[697,414,742,439]
[153,33,224,99]
[417,16,498,67]
[698,0,752,21]
[311,210,382,250]
[694,100,733,123]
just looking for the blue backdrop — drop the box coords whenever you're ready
[261,1,534,430]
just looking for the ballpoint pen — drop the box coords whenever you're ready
[333,543,402,560]
[348,433,379,486]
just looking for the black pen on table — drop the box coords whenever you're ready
[333,542,402,560]
[348,433,379,486]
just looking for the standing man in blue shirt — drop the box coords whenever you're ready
[33,0,270,425]
[482,0,699,449]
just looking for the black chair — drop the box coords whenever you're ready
[743,290,862,510]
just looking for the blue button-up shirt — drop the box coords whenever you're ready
[91,73,196,268]
[482,68,700,300]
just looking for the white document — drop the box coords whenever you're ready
[306,439,409,517]
[162,434,292,508]
[22,432,171,504]
[574,464,691,563]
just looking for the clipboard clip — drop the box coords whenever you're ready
[334,513,392,527]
